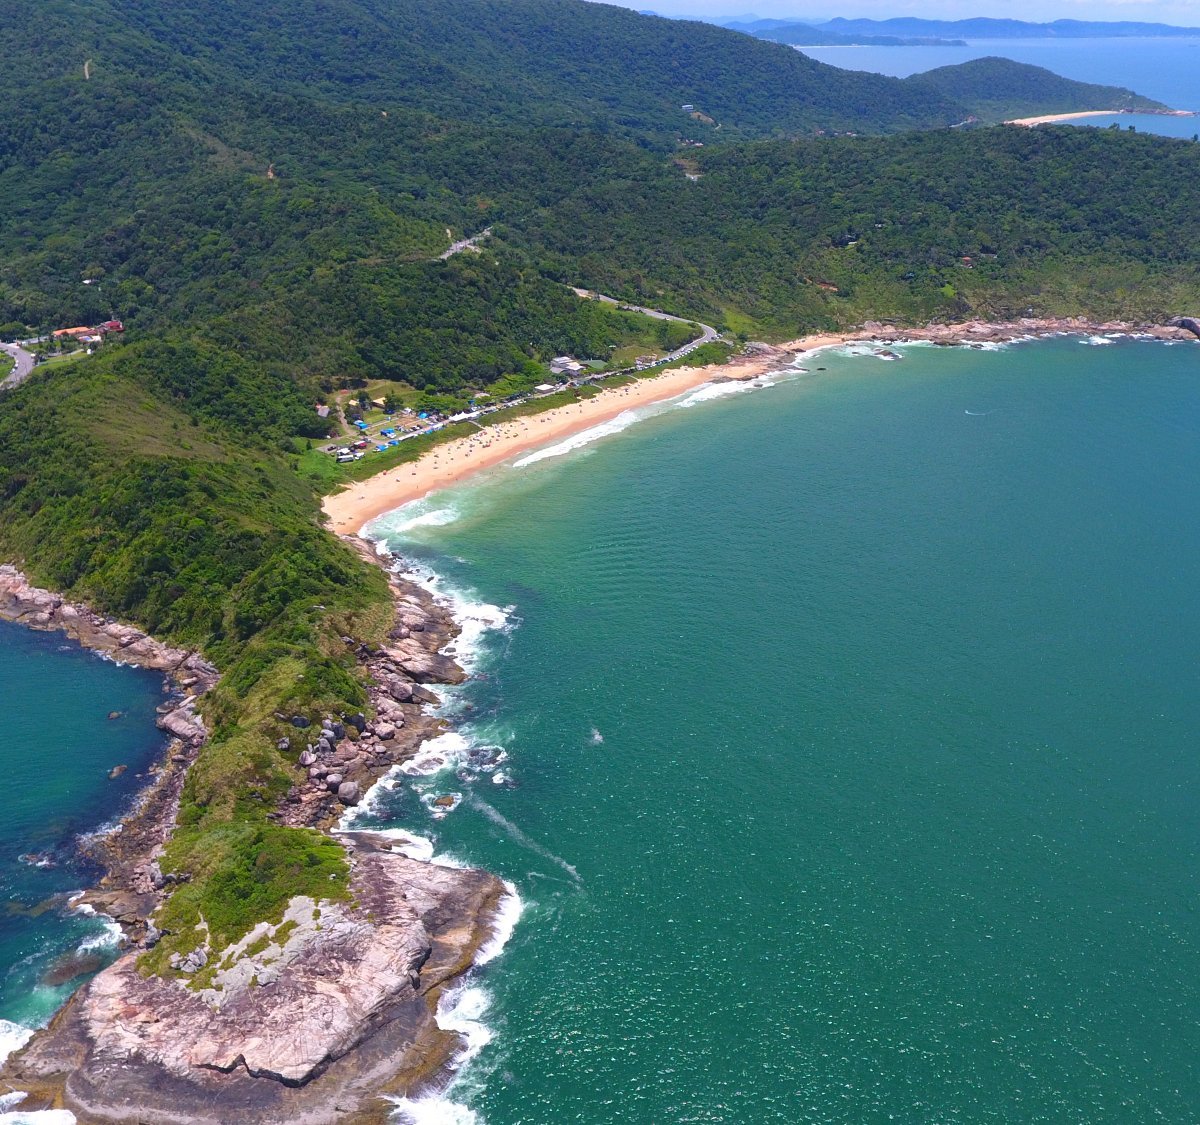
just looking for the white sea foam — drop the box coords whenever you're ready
[477,883,523,966]
[384,559,513,675]
[832,341,908,360]
[388,1093,481,1125]
[676,378,774,408]
[355,827,437,862]
[73,818,122,852]
[339,765,404,823]
[399,731,473,777]
[365,502,462,545]
[386,885,522,1125]
[397,506,461,532]
[422,791,463,819]
[961,340,1009,352]
[512,409,642,467]
[836,341,880,357]
[469,796,581,886]
[1080,335,1114,346]
[76,918,123,954]
[17,854,54,870]
[514,373,792,465]
[440,985,495,1057]
[0,1092,76,1125]
[440,598,512,671]
[0,1042,76,1125]
[0,1022,34,1066]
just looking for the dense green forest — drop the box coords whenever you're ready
[1,0,1197,962]
[8,0,965,141]
[511,125,1200,332]
[904,58,1164,122]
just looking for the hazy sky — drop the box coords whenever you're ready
[608,0,1200,23]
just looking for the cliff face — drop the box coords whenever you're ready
[7,835,505,1124]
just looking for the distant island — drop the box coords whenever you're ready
[717,15,1200,47]
[721,18,967,47]
[814,16,1200,40]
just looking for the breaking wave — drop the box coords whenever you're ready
[512,409,643,467]
[676,378,775,407]
[387,884,523,1125]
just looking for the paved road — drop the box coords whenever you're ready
[438,226,493,260]
[0,342,35,392]
[320,287,726,456]
[570,287,721,361]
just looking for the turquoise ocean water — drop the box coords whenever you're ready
[0,624,168,1067]
[360,336,1200,1123]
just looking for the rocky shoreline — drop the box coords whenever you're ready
[0,564,218,941]
[0,557,509,1123]
[803,314,1198,351]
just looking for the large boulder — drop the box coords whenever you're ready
[156,701,206,747]
[383,642,465,685]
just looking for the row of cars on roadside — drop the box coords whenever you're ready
[332,439,369,463]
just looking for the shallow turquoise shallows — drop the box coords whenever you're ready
[0,622,168,1042]
[368,337,1200,1123]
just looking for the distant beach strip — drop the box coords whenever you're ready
[1007,108,1197,126]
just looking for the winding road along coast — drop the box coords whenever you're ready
[0,342,35,391]
[571,287,721,361]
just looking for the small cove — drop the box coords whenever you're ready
[0,622,168,1042]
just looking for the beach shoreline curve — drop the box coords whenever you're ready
[324,316,1197,537]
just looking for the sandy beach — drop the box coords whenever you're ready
[1006,110,1122,126]
[322,318,1194,536]
[322,351,798,535]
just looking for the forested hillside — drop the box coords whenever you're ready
[905,58,1164,121]
[510,125,1200,333]
[10,0,965,142]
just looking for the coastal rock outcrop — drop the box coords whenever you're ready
[0,566,218,691]
[1168,315,1200,339]
[382,638,466,685]
[6,836,505,1123]
[277,545,468,828]
[791,316,1197,357]
[0,543,494,1121]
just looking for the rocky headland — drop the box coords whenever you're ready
[0,557,509,1123]
[7,836,504,1124]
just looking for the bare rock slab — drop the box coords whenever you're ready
[5,842,504,1124]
